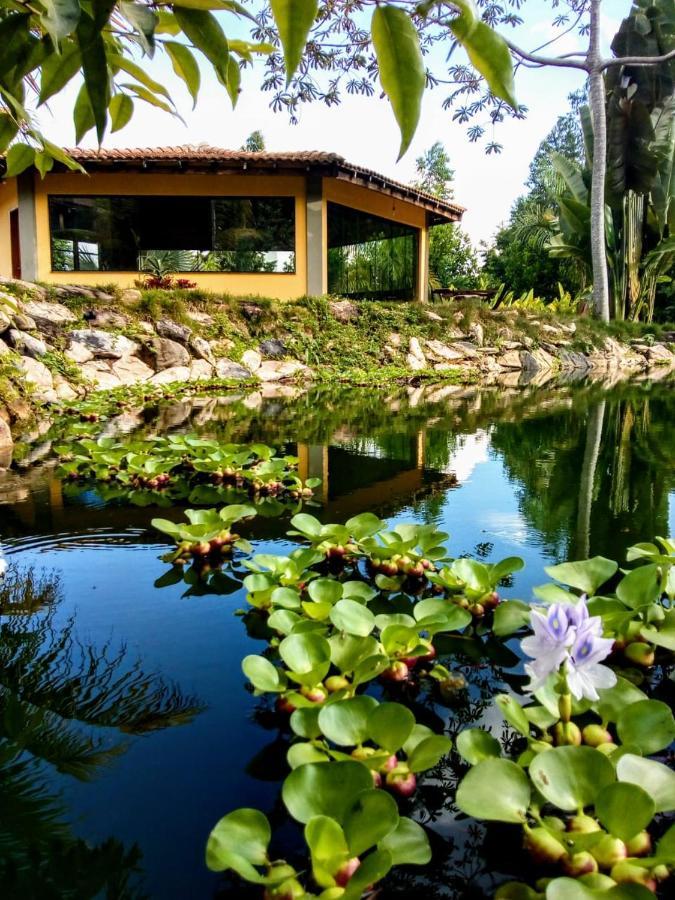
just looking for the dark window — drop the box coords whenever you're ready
[48,195,296,273]
[327,202,418,300]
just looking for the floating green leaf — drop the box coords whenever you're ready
[205,808,270,878]
[456,728,501,765]
[282,761,374,824]
[456,758,531,823]
[544,557,618,595]
[595,782,655,842]
[318,696,378,747]
[368,703,415,752]
[616,699,675,755]
[529,747,615,812]
[616,754,675,812]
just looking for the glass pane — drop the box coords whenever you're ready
[49,196,138,271]
[327,202,418,300]
[49,196,296,273]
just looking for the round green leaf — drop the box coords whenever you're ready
[617,754,675,812]
[544,557,618,594]
[407,734,452,773]
[205,808,270,875]
[456,728,501,765]
[282,760,374,824]
[289,512,323,537]
[529,746,615,812]
[287,742,330,769]
[308,578,343,604]
[279,632,331,674]
[346,512,384,539]
[616,699,675,755]
[305,815,348,861]
[595,782,655,842]
[271,586,302,609]
[343,789,398,856]
[378,816,431,865]
[242,655,285,692]
[456,758,531,823]
[341,581,377,602]
[290,707,322,739]
[368,702,415,751]
[318,696,378,746]
[267,609,301,635]
[594,676,648,724]
[330,599,376,636]
[616,563,661,609]
[545,878,655,900]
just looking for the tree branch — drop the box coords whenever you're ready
[601,47,675,70]
[503,38,589,71]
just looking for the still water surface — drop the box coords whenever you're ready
[1,378,674,898]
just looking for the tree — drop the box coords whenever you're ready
[429,223,480,289]
[413,140,455,199]
[241,129,266,151]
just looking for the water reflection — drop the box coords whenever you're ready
[0,566,204,896]
[0,377,673,897]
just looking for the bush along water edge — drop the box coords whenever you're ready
[150,508,675,899]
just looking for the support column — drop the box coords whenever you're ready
[17,171,39,282]
[416,218,429,303]
[306,175,327,296]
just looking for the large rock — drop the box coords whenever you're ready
[647,343,673,365]
[0,306,12,333]
[215,359,252,380]
[0,337,12,355]
[241,349,262,373]
[448,341,479,359]
[424,339,464,362]
[22,299,77,331]
[0,417,12,451]
[189,335,216,365]
[66,341,94,364]
[498,350,523,370]
[140,336,191,370]
[80,360,123,389]
[259,338,287,359]
[468,322,484,346]
[189,359,214,381]
[53,374,78,401]
[157,319,192,343]
[7,329,47,358]
[407,352,427,371]
[329,299,359,323]
[0,275,47,298]
[119,288,142,306]
[187,309,215,326]
[111,355,155,385]
[520,348,555,373]
[257,360,309,382]
[88,309,127,329]
[11,312,36,331]
[18,356,55,398]
[69,329,138,359]
[149,365,191,385]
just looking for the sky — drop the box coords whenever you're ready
[36,1,629,247]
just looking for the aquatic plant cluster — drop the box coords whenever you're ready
[151,507,675,898]
[54,434,319,509]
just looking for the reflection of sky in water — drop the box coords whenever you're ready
[1,379,674,898]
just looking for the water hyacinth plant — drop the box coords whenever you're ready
[54,434,319,508]
[149,506,675,897]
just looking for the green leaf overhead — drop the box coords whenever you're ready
[270,0,318,85]
[76,10,111,143]
[449,1,517,110]
[371,5,426,159]
[109,93,134,132]
[173,7,229,83]
[40,0,81,42]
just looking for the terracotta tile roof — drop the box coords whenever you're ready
[57,145,465,220]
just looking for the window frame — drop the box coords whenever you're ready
[47,193,298,275]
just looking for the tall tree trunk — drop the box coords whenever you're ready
[575,400,606,559]
[588,0,611,322]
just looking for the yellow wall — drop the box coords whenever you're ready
[323,176,429,301]
[0,177,18,277]
[33,172,308,299]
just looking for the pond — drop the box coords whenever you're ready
[1,376,674,898]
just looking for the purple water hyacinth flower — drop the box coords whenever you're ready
[522,595,616,700]
[522,603,575,691]
[566,618,616,701]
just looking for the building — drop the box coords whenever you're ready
[0,146,463,301]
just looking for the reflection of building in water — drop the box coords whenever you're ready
[297,430,458,519]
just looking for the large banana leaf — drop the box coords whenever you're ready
[606,92,657,205]
[550,151,588,203]
[650,97,675,235]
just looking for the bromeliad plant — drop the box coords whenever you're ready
[55,434,319,507]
